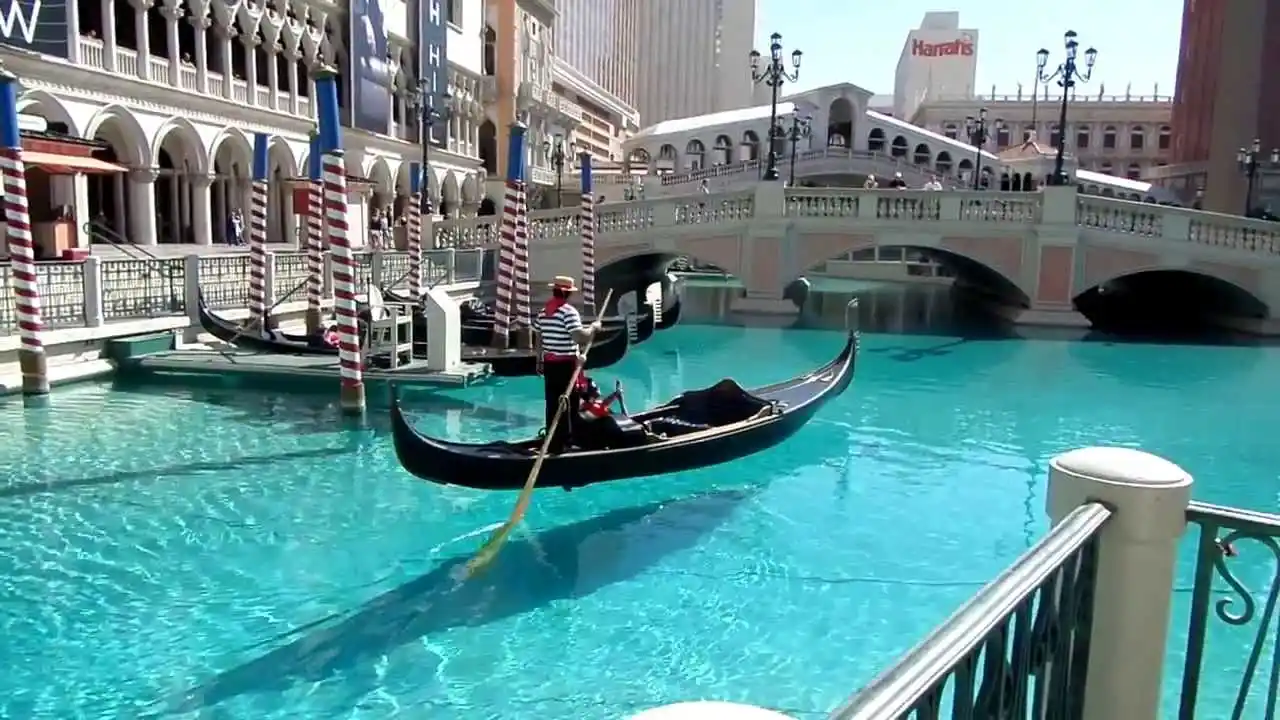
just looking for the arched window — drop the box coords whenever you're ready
[1103,126,1117,149]
[912,143,931,166]
[1076,126,1090,150]
[1129,126,1145,151]
[996,126,1011,148]
[890,136,908,158]
[713,135,733,165]
[943,123,959,140]
[1099,161,1113,175]
[935,151,953,175]
[1158,125,1172,151]
[1049,124,1061,148]
[684,139,705,171]
[867,128,886,153]
[1126,163,1142,179]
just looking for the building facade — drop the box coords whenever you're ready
[1,0,490,252]
[893,11,979,122]
[910,87,1173,181]
[551,0,641,166]
[1155,0,1280,214]
[632,0,757,127]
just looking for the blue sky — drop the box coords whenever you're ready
[755,0,1183,98]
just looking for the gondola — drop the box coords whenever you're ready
[381,288,632,346]
[196,293,337,355]
[656,295,682,330]
[389,330,858,490]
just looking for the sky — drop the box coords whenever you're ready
[754,0,1183,99]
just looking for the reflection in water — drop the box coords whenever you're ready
[164,489,755,714]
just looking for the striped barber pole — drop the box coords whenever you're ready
[1,147,43,355]
[323,151,363,388]
[512,182,531,332]
[492,178,520,344]
[248,179,269,323]
[305,179,324,314]
[579,153,596,312]
[407,191,423,298]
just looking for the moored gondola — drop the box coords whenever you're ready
[466,325,630,377]
[381,288,632,346]
[389,330,857,489]
[196,294,336,355]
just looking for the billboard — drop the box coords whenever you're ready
[348,0,391,134]
[419,0,449,148]
[0,0,69,59]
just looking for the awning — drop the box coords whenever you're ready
[21,151,127,175]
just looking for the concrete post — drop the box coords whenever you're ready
[81,256,105,328]
[1047,447,1192,720]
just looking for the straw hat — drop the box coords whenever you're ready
[549,275,579,291]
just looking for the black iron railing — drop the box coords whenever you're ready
[1180,501,1280,720]
[831,502,1111,719]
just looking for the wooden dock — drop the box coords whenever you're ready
[127,349,492,387]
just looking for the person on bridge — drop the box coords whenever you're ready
[535,275,603,453]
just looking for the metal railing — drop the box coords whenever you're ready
[1179,502,1280,720]
[831,502,1111,719]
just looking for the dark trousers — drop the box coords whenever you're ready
[542,360,579,452]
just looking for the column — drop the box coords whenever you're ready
[243,34,261,104]
[101,0,118,71]
[165,170,180,243]
[284,50,300,114]
[112,175,128,236]
[191,15,209,93]
[191,175,211,245]
[74,174,91,248]
[1046,447,1192,720]
[220,25,235,100]
[132,0,153,80]
[130,168,159,245]
[162,0,181,86]
[265,45,280,110]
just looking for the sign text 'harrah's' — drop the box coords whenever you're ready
[912,38,974,57]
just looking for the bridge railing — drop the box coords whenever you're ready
[429,185,1280,259]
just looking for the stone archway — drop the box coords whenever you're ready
[84,105,151,243]
[827,97,854,147]
[394,159,413,217]
[267,136,297,244]
[17,90,79,136]
[151,117,206,244]
[19,91,86,249]
[209,127,254,244]
[441,171,461,217]
[461,173,480,212]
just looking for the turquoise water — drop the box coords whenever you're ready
[0,324,1276,718]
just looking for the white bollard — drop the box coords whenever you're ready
[1047,447,1193,720]
[629,701,793,720]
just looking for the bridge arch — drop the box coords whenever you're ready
[1074,268,1268,330]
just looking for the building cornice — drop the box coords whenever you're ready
[551,58,638,126]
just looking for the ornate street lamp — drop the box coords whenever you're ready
[544,133,573,207]
[411,84,452,214]
[750,32,801,182]
[1037,31,1097,186]
[783,114,810,186]
[964,108,1002,189]
[1238,139,1280,216]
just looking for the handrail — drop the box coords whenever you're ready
[83,221,174,277]
[829,501,1113,719]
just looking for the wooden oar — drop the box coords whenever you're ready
[463,288,614,578]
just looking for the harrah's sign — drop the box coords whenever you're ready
[912,38,974,58]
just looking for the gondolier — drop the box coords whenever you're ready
[536,275,602,452]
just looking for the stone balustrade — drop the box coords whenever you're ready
[429,186,1280,259]
[0,248,489,336]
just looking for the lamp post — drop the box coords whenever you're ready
[750,32,801,182]
[1237,138,1279,216]
[783,114,810,186]
[964,108,1002,189]
[411,84,452,215]
[544,133,572,207]
[1036,31,1097,186]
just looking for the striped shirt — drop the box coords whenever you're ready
[536,303,583,359]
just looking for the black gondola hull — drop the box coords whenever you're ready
[196,295,335,355]
[382,289,630,345]
[390,333,857,489]
[462,325,629,377]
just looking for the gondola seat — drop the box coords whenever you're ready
[669,379,773,426]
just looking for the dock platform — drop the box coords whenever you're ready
[125,349,492,388]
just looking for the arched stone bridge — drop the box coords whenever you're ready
[429,184,1280,331]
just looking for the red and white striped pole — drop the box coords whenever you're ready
[249,132,270,329]
[316,66,364,415]
[304,130,324,334]
[579,151,596,316]
[512,162,532,347]
[407,161,424,299]
[490,121,527,349]
[0,66,47,397]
